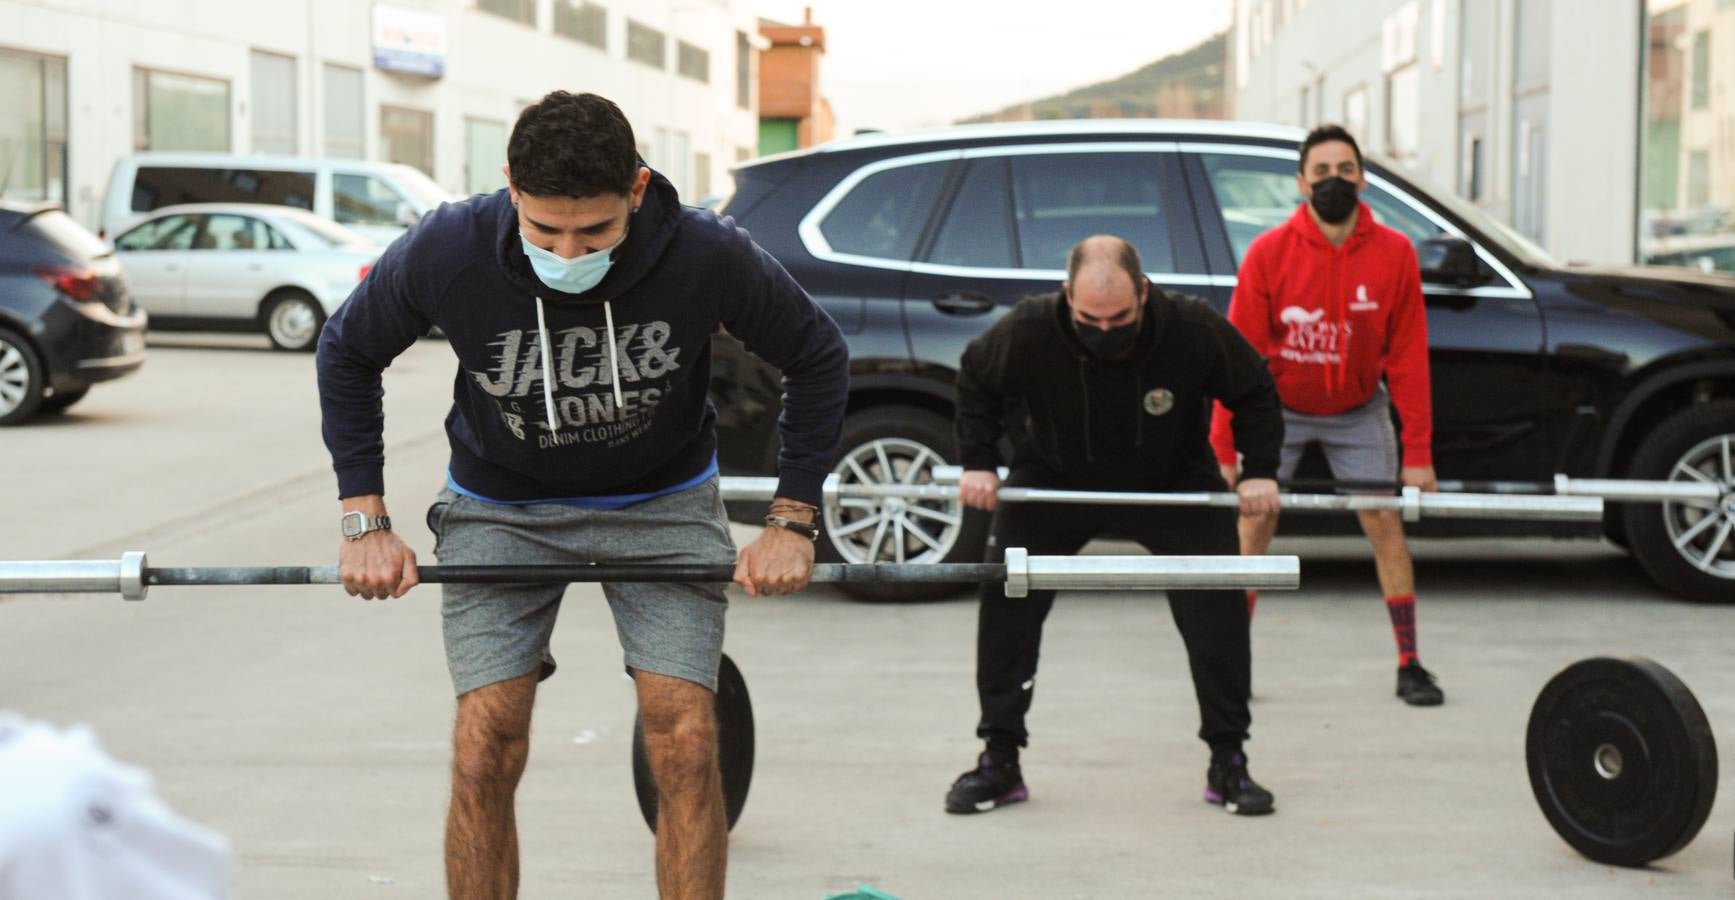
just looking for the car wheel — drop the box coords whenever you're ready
[264,291,326,352]
[0,330,46,426]
[40,386,90,414]
[819,405,989,602]
[1622,400,1735,603]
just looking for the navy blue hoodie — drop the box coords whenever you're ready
[316,169,848,506]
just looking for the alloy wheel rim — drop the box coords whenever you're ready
[0,340,30,416]
[1661,433,1735,578]
[824,437,964,565]
[269,300,318,348]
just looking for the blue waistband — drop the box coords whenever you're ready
[446,456,720,510]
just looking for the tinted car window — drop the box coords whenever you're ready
[23,211,111,261]
[1009,153,1175,272]
[115,214,200,251]
[334,174,408,227]
[131,167,315,213]
[819,161,951,260]
[197,215,277,251]
[1201,152,1442,263]
[926,158,1015,268]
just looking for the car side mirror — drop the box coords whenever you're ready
[395,202,421,228]
[1418,235,1488,287]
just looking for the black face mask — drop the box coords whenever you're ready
[1075,317,1140,361]
[1308,176,1360,224]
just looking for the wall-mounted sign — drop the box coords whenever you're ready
[373,5,447,78]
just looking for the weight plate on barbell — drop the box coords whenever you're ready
[631,652,755,833]
[1525,655,1718,867]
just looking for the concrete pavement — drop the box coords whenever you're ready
[3,335,1732,898]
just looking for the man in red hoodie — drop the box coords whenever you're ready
[1211,124,1445,707]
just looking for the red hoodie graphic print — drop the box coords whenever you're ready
[1210,201,1433,468]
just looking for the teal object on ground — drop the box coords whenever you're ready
[823,886,900,900]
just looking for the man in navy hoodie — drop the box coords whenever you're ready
[316,92,847,900]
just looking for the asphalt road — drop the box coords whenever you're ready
[3,334,1732,898]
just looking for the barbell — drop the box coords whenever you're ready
[718,475,1605,523]
[0,549,1301,601]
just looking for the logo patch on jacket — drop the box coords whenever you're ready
[1350,284,1380,312]
[1143,388,1175,416]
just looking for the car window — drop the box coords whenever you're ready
[926,158,1015,268]
[334,174,410,227]
[197,215,275,251]
[130,167,314,213]
[115,214,200,251]
[818,161,951,261]
[1200,152,1443,264]
[23,211,112,261]
[1008,153,1176,273]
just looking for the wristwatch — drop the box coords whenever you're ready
[341,510,392,541]
[764,514,819,541]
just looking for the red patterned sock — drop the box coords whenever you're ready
[1246,590,1258,621]
[1386,594,1418,666]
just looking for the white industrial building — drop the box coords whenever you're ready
[0,0,763,228]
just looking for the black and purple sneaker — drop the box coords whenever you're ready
[944,752,1028,814]
[1204,751,1275,816]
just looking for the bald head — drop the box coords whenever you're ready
[1064,235,1147,332]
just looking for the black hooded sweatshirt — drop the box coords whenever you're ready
[955,290,1282,489]
[316,169,848,506]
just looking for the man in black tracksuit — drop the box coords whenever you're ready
[944,235,1284,816]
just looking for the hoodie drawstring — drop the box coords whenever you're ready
[534,296,559,433]
[603,299,624,411]
[534,296,626,434]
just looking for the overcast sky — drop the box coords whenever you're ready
[754,0,1234,135]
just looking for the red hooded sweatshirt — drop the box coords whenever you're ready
[1210,201,1433,468]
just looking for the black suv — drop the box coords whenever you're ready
[710,121,1735,603]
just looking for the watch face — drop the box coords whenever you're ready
[341,513,363,537]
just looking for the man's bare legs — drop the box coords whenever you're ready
[446,670,538,900]
[1354,508,1415,597]
[635,669,727,900]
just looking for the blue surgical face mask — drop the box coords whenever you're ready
[519,224,628,295]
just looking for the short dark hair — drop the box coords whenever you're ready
[1299,124,1364,173]
[1066,236,1145,294]
[507,91,639,198]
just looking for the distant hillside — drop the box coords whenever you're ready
[960,31,1228,123]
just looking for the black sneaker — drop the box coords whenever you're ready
[1396,661,1445,706]
[944,752,1028,814]
[1204,752,1274,816]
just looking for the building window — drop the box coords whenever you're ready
[694,151,712,201]
[323,63,364,159]
[380,104,434,176]
[133,68,230,152]
[677,41,709,83]
[627,20,667,69]
[1687,151,1711,208]
[1342,85,1369,139]
[735,31,753,110]
[0,48,67,205]
[465,118,508,195]
[1462,135,1483,202]
[759,118,798,156]
[1690,30,1710,110]
[553,0,607,50]
[1385,64,1420,162]
[477,0,535,27]
[250,50,297,155]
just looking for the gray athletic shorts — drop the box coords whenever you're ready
[427,476,735,697]
[1276,388,1400,487]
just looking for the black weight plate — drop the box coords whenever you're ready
[632,652,755,833]
[1526,655,1718,867]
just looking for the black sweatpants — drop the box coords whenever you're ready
[975,470,1252,756]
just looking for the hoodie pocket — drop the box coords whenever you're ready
[426,491,466,557]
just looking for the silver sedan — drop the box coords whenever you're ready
[112,203,381,351]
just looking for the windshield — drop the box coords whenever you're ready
[387,165,456,209]
[1369,153,1559,269]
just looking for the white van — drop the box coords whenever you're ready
[101,153,455,245]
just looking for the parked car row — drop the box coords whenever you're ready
[709,119,1735,604]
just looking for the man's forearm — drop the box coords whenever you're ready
[341,494,389,515]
